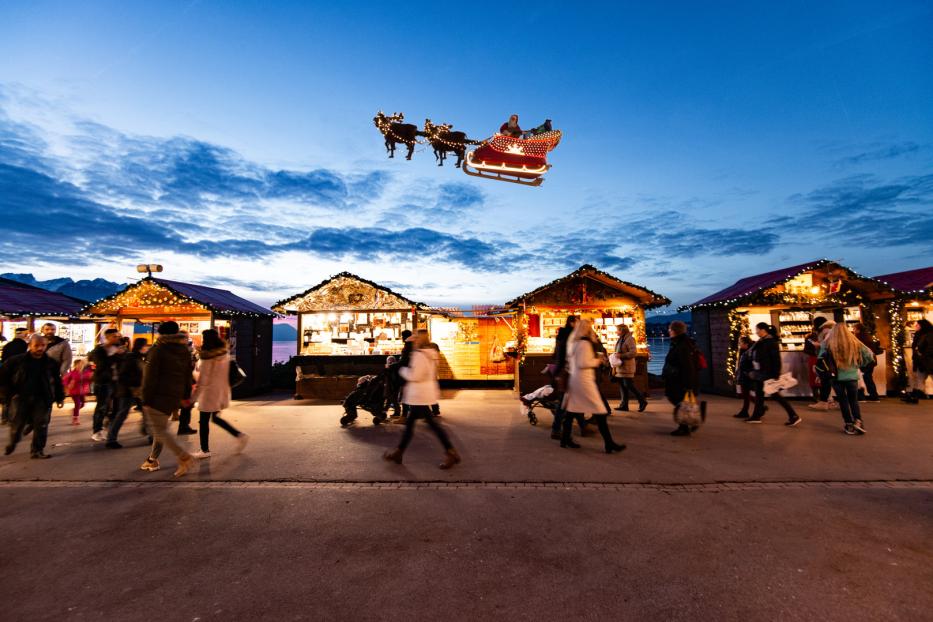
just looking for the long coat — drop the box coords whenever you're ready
[194,349,231,412]
[141,334,193,414]
[612,332,637,378]
[400,348,440,406]
[563,338,608,415]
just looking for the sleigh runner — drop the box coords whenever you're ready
[462,131,562,187]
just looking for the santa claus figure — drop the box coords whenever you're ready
[499,114,522,138]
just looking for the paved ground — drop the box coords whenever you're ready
[1,390,931,620]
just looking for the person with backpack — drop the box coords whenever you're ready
[746,323,801,427]
[662,321,702,436]
[820,323,875,434]
[190,329,248,459]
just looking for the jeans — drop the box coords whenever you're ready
[618,377,645,408]
[8,397,52,454]
[397,405,452,452]
[178,406,194,430]
[753,381,797,420]
[92,383,113,432]
[144,406,191,461]
[106,397,133,443]
[860,362,879,399]
[198,410,242,452]
[816,370,835,402]
[833,380,861,425]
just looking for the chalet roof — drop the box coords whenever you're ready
[83,277,273,317]
[0,277,87,317]
[505,264,670,310]
[873,267,933,295]
[272,272,429,314]
[686,259,893,309]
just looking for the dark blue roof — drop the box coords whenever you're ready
[0,277,86,316]
[152,278,273,316]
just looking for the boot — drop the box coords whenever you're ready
[605,442,626,454]
[439,448,461,470]
[383,448,403,464]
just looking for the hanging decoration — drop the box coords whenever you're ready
[374,110,563,187]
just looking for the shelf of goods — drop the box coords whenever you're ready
[300,310,407,356]
[773,306,862,351]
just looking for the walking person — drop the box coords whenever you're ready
[746,323,802,426]
[1,335,64,459]
[549,315,587,440]
[389,330,413,424]
[851,323,883,402]
[903,319,932,403]
[190,329,248,459]
[88,328,122,441]
[733,336,756,419]
[560,319,625,453]
[820,323,875,435]
[41,322,73,377]
[611,324,647,412]
[803,317,827,402]
[139,322,197,477]
[808,321,838,411]
[176,332,198,435]
[383,330,460,469]
[106,338,147,448]
[62,359,93,425]
[1,327,28,425]
[662,321,701,436]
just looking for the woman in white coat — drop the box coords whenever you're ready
[384,330,460,469]
[190,329,248,459]
[561,319,626,453]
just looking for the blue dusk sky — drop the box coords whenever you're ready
[1,1,931,310]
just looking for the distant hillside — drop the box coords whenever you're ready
[273,323,298,341]
[1,273,124,303]
[645,311,691,325]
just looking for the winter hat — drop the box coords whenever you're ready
[158,321,180,335]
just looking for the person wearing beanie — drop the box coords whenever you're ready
[746,322,801,426]
[138,321,196,477]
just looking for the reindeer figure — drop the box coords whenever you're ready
[373,111,418,160]
[423,118,468,167]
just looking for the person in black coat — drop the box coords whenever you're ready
[1,335,65,459]
[1,327,29,424]
[662,321,700,436]
[746,323,800,426]
[88,328,123,441]
[904,319,933,403]
[733,335,756,419]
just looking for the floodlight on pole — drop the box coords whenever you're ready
[136,264,164,278]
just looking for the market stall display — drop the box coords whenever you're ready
[875,267,933,395]
[687,259,897,397]
[505,265,670,395]
[0,276,89,356]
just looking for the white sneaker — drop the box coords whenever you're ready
[235,433,250,454]
[807,401,829,411]
[190,450,211,459]
[91,431,106,441]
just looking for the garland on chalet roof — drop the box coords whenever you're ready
[505,264,670,309]
[272,271,431,314]
[82,277,272,318]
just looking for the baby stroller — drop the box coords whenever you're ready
[340,372,389,427]
[519,384,563,426]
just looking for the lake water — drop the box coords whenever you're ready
[273,341,296,364]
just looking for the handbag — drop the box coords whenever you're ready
[228,359,247,388]
[674,391,705,426]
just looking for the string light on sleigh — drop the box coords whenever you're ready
[373,110,562,187]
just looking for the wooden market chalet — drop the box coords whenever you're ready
[685,259,900,396]
[505,264,671,395]
[82,276,274,396]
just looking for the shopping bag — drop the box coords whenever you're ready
[674,391,704,427]
[763,372,798,396]
[229,360,247,388]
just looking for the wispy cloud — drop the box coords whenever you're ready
[832,141,926,167]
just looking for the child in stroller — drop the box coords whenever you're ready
[339,357,403,427]
[519,364,589,438]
